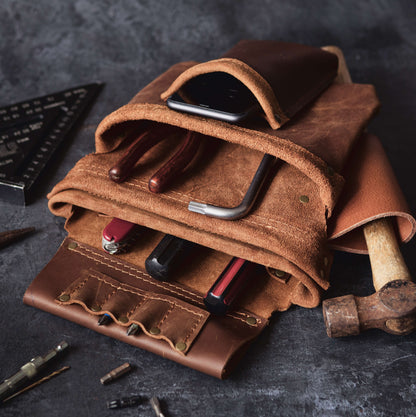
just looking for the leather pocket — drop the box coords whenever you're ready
[161,40,339,129]
[55,268,209,354]
[47,44,380,313]
[24,237,268,379]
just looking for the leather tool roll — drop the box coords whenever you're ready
[23,41,414,378]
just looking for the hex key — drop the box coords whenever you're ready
[188,153,276,220]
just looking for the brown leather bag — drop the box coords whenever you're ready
[23,41,413,379]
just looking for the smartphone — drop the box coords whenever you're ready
[167,72,259,123]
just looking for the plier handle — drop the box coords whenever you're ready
[108,124,203,193]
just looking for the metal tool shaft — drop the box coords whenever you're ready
[188,153,275,220]
[0,341,68,402]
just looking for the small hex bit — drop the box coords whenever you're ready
[100,363,132,385]
[126,323,140,336]
[97,313,112,326]
[107,395,142,409]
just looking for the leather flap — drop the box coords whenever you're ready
[161,40,339,129]
[23,237,268,379]
[328,133,416,253]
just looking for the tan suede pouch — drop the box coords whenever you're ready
[23,43,384,378]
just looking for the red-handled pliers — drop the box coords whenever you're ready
[108,124,203,193]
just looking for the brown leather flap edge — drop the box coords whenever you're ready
[23,237,268,379]
[160,41,339,129]
[160,57,289,129]
[328,133,416,253]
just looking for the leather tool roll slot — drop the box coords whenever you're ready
[25,233,268,378]
[55,268,209,355]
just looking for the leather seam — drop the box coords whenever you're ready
[75,243,204,302]
[65,276,89,297]
[157,303,175,328]
[75,167,320,236]
[71,244,260,326]
[88,272,205,317]
[102,286,118,306]
[183,313,205,344]
[126,298,145,318]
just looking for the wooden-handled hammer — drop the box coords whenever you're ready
[321,47,416,337]
[323,218,416,337]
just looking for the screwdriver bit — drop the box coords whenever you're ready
[150,396,165,417]
[107,395,142,409]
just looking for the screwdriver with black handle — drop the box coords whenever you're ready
[145,234,199,282]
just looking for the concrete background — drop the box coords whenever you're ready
[0,1,415,416]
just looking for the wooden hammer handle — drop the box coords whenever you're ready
[363,218,412,292]
[324,48,412,290]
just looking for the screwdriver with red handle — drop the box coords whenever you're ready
[204,257,258,315]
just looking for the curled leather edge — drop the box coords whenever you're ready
[160,57,289,130]
[94,104,344,218]
[328,132,416,253]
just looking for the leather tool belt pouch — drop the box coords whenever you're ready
[23,41,414,379]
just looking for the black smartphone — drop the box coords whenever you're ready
[166,72,259,123]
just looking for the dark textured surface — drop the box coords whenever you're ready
[1,1,416,416]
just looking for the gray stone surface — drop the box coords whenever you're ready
[1,1,416,416]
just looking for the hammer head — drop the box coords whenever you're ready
[323,280,416,337]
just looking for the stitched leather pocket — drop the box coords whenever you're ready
[24,236,268,378]
[160,41,339,130]
[48,43,379,311]
[55,268,209,354]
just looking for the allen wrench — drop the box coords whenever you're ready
[109,124,275,221]
[188,153,276,220]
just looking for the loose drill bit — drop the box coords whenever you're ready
[2,366,70,403]
[0,341,69,402]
